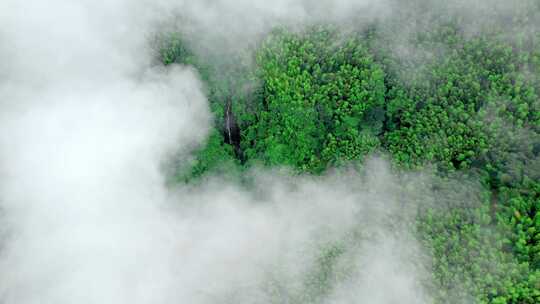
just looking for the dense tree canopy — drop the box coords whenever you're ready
[159,9,540,303]
[241,28,385,172]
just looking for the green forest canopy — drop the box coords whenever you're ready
[159,8,540,304]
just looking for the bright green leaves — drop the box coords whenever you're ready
[242,28,386,173]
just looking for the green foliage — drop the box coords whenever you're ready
[376,15,540,302]
[384,30,538,171]
[158,11,540,302]
[240,28,385,172]
[159,32,252,180]
[174,130,240,183]
[158,33,195,66]
[420,202,540,303]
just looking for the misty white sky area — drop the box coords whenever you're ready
[0,0,513,303]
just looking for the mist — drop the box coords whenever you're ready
[0,0,521,303]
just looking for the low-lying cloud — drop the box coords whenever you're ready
[0,0,514,303]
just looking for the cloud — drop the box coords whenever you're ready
[0,1,210,303]
[0,0,518,303]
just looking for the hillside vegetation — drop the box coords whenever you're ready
[159,7,540,303]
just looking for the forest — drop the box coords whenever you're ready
[158,3,540,304]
